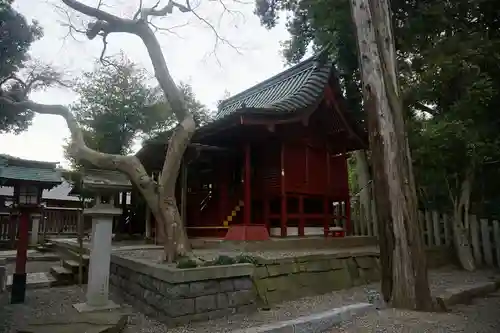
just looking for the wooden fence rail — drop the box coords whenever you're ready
[350,198,500,268]
[0,207,82,248]
[42,207,81,235]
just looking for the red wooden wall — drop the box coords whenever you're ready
[255,141,348,199]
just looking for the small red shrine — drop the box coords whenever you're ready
[136,48,367,240]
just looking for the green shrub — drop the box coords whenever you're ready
[211,255,236,266]
[176,257,198,269]
[235,254,258,264]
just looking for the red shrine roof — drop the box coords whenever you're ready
[216,47,333,119]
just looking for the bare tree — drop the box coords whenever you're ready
[0,0,236,262]
[349,0,435,310]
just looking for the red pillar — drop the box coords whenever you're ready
[219,166,228,226]
[280,143,287,237]
[244,143,251,226]
[225,143,269,241]
[323,197,329,237]
[263,195,270,231]
[11,211,29,304]
[298,195,305,237]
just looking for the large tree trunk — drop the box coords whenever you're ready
[354,150,373,233]
[451,171,476,271]
[350,0,435,310]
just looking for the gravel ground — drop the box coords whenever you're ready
[5,261,58,275]
[329,292,500,332]
[1,268,499,333]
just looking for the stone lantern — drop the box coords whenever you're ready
[73,169,131,312]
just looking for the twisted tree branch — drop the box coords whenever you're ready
[0,97,152,187]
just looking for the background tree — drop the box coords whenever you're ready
[64,57,212,169]
[405,1,500,271]
[63,56,173,169]
[0,0,43,133]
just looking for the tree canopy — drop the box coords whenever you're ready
[0,0,43,133]
[64,56,212,169]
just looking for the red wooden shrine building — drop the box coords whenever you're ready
[136,48,366,240]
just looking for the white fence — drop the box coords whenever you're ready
[351,201,500,268]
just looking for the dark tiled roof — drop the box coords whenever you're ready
[216,47,333,119]
[0,154,62,187]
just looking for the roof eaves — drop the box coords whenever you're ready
[215,46,333,120]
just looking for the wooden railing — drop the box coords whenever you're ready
[0,207,82,248]
[0,213,14,244]
[351,198,500,268]
[42,207,82,236]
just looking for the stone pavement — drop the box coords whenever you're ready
[328,291,500,333]
[16,311,129,333]
[5,272,56,290]
[0,250,59,263]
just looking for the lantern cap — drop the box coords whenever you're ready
[80,169,132,195]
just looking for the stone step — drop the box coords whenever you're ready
[68,250,90,263]
[6,272,57,290]
[62,259,86,274]
[50,265,73,280]
[36,245,51,253]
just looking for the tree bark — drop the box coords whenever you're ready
[451,170,476,271]
[350,0,435,310]
[354,150,373,234]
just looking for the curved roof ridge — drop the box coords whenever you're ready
[216,46,334,119]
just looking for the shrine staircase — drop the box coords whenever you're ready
[187,186,244,238]
[4,241,89,291]
[49,241,90,286]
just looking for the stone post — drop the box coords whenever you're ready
[30,214,41,246]
[0,258,6,293]
[145,205,151,239]
[74,196,122,312]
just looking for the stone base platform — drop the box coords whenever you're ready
[17,310,129,333]
[6,272,57,291]
[192,235,379,251]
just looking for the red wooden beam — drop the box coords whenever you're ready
[323,197,329,237]
[298,195,304,237]
[326,151,331,195]
[219,165,228,226]
[263,195,270,231]
[244,143,251,226]
[280,143,287,237]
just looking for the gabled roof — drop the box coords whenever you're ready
[216,47,332,119]
[0,154,62,188]
[0,180,80,202]
[43,180,81,201]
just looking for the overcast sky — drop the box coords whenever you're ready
[0,0,298,168]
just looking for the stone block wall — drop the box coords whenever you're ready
[109,256,257,326]
[254,253,380,305]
